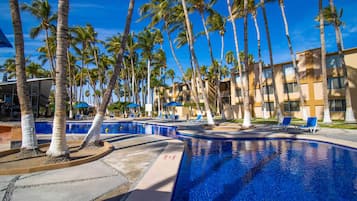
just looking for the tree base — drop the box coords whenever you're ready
[17,148,44,159]
[45,153,70,164]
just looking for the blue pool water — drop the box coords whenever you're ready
[35,122,357,200]
[172,137,357,201]
[35,121,176,136]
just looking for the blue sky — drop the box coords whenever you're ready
[1,0,357,82]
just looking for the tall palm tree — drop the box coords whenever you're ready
[9,0,38,151]
[277,0,306,120]
[46,0,69,158]
[1,58,16,79]
[260,0,282,122]
[240,0,251,127]
[182,0,215,125]
[21,0,57,78]
[318,0,332,123]
[226,0,246,121]
[80,0,135,148]
[207,11,226,118]
[326,1,356,123]
[137,28,159,117]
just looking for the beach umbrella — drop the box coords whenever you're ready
[75,102,89,109]
[0,29,12,48]
[126,103,140,108]
[164,101,183,107]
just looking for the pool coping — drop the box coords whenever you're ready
[125,138,184,201]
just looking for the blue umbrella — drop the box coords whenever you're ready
[75,102,89,109]
[0,29,12,48]
[126,103,140,108]
[164,101,183,107]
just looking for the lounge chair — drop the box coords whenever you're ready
[274,116,292,130]
[190,114,203,122]
[299,117,319,134]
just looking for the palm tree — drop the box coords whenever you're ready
[9,0,38,152]
[241,0,251,127]
[137,28,160,117]
[226,0,246,121]
[80,0,135,148]
[260,0,283,122]
[326,1,356,123]
[1,58,16,79]
[26,61,49,78]
[182,0,215,125]
[317,0,332,123]
[207,11,226,118]
[21,0,57,78]
[277,0,307,120]
[46,0,69,158]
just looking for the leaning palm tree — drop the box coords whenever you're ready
[326,1,356,123]
[21,0,57,78]
[182,0,215,125]
[317,0,332,123]
[277,0,307,120]
[46,0,69,158]
[80,0,135,148]
[9,0,38,152]
[260,0,283,122]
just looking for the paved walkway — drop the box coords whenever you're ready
[0,120,356,201]
[0,135,184,201]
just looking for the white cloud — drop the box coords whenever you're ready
[95,28,121,40]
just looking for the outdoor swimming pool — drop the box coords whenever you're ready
[172,137,357,201]
[35,122,356,200]
[35,121,177,136]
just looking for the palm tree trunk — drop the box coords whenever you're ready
[165,24,201,114]
[47,0,69,158]
[45,29,56,79]
[182,0,214,125]
[261,0,283,122]
[279,0,307,120]
[218,33,224,119]
[329,0,356,123]
[67,48,73,119]
[253,13,267,119]
[130,57,136,103]
[147,59,152,117]
[9,0,38,150]
[242,0,251,128]
[319,0,332,123]
[80,0,135,148]
[227,0,246,119]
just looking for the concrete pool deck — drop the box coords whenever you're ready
[0,120,356,201]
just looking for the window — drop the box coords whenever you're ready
[329,99,346,112]
[262,68,272,79]
[186,95,191,101]
[178,96,183,102]
[236,88,242,96]
[262,85,274,95]
[327,77,345,89]
[283,63,295,76]
[326,55,342,68]
[284,101,300,112]
[178,85,183,91]
[284,82,298,93]
[263,102,274,111]
[222,97,230,104]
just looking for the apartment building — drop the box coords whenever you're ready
[228,47,357,120]
[155,47,357,121]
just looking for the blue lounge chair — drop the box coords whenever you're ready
[191,114,202,122]
[299,117,319,134]
[275,116,292,130]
